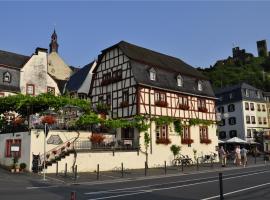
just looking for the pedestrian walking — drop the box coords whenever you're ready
[241,147,248,167]
[219,146,227,167]
[235,146,241,166]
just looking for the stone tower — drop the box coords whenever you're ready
[257,40,268,57]
[49,29,59,53]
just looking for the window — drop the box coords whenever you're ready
[47,86,55,95]
[263,117,267,125]
[177,75,183,87]
[106,93,111,105]
[26,84,35,95]
[228,104,235,112]
[219,131,226,139]
[5,139,21,158]
[217,106,224,113]
[244,89,249,97]
[258,117,262,124]
[198,80,203,91]
[229,93,233,99]
[247,129,252,138]
[245,102,249,110]
[112,69,122,81]
[229,130,237,138]
[98,95,104,103]
[257,104,261,111]
[199,126,208,140]
[123,90,129,102]
[102,72,111,81]
[156,125,168,139]
[251,116,256,124]
[262,104,266,112]
[78,93,87,100]
[246,116,250,124]
[250,103,254,111]
[182,126,190,139]
[149,68,156,81]
[219,119,226,126]
[229,117,236,125]
[3,72,11,83]
[256,91,260,98]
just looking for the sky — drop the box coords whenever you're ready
[0,1,270,69]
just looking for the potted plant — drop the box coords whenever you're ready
[90,134,105,145]
[41,115,56,125]
[181,138,194,145]
[19,163,27,172]
[170,145,181,159]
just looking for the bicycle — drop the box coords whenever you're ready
[172,154,193,167]
[198,152,217,164]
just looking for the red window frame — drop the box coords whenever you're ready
[156,125,168,140]
[199,126,208,140]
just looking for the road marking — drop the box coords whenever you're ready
[201,182,270,200]
[84,169,269,195]
[79,164,268,186]
[86,170,270,199]
[26,185,60,190]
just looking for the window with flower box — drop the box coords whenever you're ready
[198,99,207,112]
[200,126,211,144]
[112,69,122,82]
[155,91,167,107]
[101,72,112,85]
[156,125,171,145]
[178,95,189,110]
[181,126,193,145]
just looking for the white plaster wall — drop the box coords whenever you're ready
[47,75,60,95]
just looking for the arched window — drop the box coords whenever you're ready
[149,68,156,81]
[177,74,183,87]
[3,72,11,83]
[198,80,203,91]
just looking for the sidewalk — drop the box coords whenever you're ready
[42,155,269,184]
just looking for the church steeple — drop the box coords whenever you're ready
[49,29,59,53]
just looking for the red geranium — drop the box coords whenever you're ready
[41,115,56,125]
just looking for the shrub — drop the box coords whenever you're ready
[170,145,181,158]
[19,163,27,170]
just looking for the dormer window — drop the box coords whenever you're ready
[149,68,156,81]
[177,74,183,87]
[198,80,203,91]
[3,72,11,83]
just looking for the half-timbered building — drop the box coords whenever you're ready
[90,41,218,164]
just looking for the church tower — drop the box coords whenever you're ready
[49,29,59,53]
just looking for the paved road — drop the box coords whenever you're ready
[1,164,270,200]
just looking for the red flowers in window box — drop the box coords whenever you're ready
[156,138,172,145]
[198,107,208,112]
[179,104,189,110]
[155,101,168,107]
[41,115,56,125]
[181,138,194,145]
[120,101,129,107]
[90,134,105,144]
[13,117,25,126]
[200,138,212,144]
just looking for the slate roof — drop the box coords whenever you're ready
[0,50,30,68]
[215,82,259,95]
[101,41,215,98]
[66,61,95,92]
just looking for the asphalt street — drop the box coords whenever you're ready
[1,164,270,200]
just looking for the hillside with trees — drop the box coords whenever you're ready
[198,52,270,91]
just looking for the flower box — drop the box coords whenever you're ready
[200,138,212,144]
[181,138,194,145]
[96,103,110,114]
[90,134,105,144]
[156,138,171,145]
[198,107,208,112]
[120,101,129,108]
[101,79,111,86]
[41,115,56,125]
[155,101,168,107]
[179,104,189,110]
